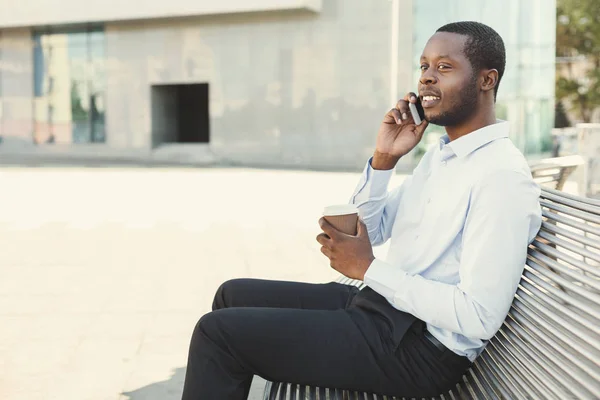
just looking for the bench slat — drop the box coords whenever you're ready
[540,199,600,225]
[540,220,600,250]
[485,340,553,398]
[523,270,600,330]
[470,364,504,399]
[542,190,600,214]
[526,261,600,314]
[479,351,535,399]
[542,186,600,206]
[494,337,566,399]
[476,354,518,399]
[500,326,599,398]
[542,209,600,237]
[511,300,600,364]
[455,376,479,400]
[537,230,600,263]
[514,292,600,360]
[504,316,600,390]
[520,278,600,333]
[466,367,496,400]
[267,381,278,400]
[489,335,568,399]
[527,249,600,291]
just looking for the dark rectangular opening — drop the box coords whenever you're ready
[151,83,209,147]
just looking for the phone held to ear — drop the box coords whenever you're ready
[408,98,426,126]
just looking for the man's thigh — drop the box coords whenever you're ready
[213,278,359,311]
[197,305,417,395]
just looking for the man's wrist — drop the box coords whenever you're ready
[358,255,376,281]
[372,151,401,170]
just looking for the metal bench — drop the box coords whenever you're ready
[263,187,600,399]
[529,155,584,191]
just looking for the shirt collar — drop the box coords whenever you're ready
[438,120,510,159]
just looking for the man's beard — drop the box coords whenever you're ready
[426,79,479,126]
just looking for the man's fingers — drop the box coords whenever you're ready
[316,233,331,247]
[320,246,332,259]
[391,108,402,125]
[384,108,403,125]
[395,100,409,121]
[415,119,429,136]
[319,217,339,239]
[404,92,418,104]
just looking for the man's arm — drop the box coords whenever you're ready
[349,158,411,246]
[364,170,542,339]
[349,92,428,246]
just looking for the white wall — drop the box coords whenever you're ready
[0,0,321,29]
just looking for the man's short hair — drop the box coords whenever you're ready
[436,21,506,100]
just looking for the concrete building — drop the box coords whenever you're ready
[0,0,556,170]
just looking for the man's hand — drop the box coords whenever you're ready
[316,217,375,281]
[373,92,429,170]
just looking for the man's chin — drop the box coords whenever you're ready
[423,113,446,126]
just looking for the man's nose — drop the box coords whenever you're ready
[419,70,437,85]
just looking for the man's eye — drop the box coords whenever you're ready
[420,65,428,71]
[438,65,451,70]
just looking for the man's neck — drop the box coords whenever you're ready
[445,107,497,142]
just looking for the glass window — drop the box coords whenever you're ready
[32,28,105,144]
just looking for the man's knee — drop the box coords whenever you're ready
[193,310,226,345]
[212,278,247,311]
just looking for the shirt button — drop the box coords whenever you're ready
[427,198,431,204]
[442,161,447,166]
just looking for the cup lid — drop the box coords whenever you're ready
[323,204,359,216]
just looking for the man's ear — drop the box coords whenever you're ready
[481,69,499,93]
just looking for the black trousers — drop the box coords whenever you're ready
[182,279,472,399]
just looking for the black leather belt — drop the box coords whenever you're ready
[424,330,447,353]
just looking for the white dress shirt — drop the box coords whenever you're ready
[351,120,542,361]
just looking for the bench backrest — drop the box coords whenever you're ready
[463,187,600,399]
[334,188,600,399]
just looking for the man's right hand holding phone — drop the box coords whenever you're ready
[372,92,429,170]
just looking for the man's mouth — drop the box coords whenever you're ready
[421,95,441,108]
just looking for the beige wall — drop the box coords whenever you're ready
[0,0,321,29]
[0,29,34,144]
[0,0,415,170]
[104,0,414,169]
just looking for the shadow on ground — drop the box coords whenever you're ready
[122,367,185,400]
[121,368,267,400]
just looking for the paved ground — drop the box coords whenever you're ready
[0,165,406,400]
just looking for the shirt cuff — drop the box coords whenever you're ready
[352,158,395,204]
[364,258,408,301]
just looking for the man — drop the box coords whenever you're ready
[182,21,542,399]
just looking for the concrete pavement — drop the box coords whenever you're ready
[0,166,406,400]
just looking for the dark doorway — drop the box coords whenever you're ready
[151,83,209,147]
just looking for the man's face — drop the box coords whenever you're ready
[419,32,479,126]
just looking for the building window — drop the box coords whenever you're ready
[33,28,105,144]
